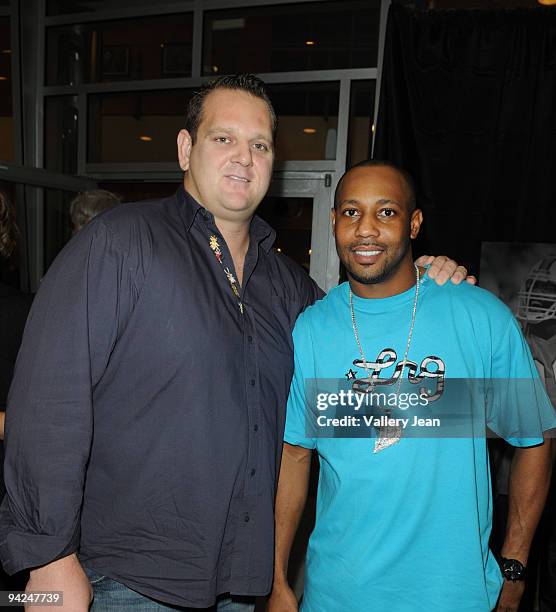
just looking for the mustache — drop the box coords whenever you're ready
[349,242,387,250]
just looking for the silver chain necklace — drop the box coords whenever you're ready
[349,264,421,453]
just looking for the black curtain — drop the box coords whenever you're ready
[374,5,556,276]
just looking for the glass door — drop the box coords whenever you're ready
[263,172,338,292]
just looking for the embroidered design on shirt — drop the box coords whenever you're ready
[209,235,244,315]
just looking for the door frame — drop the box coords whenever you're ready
[268,170,339,292]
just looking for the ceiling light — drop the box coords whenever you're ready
[212,65,219,73]
[303,128,317,134]
[0,76,7,81]
[276,248,282,253]
[139,135,152,142]
[305,40,315,46]
[1,49,11,54]
[308,249,312,256]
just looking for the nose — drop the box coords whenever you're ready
[232,141,253,167]
[354,212,379,239]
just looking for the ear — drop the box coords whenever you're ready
[330,207,336,235]
[410,209,423,240]
[177,129,193,172]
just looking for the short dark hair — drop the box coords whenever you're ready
[70,189,121,231]
[184,74,277,144]
[334,160,417,211]
[0,191,19,260]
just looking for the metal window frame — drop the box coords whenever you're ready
[44,0,344,26]
[10,0,22,164]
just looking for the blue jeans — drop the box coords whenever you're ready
[84,567,256,611]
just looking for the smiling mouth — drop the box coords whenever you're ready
[354,250,382,257]
[226,175,250,183]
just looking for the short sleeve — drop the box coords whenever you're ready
[284,321,317,450]
[487,316,556,447]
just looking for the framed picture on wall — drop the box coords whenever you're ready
[480,241,556,401]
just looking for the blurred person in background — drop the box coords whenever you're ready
[69,189,121,234]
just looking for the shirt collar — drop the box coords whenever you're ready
[176,185,204,232]
[176,185,276,253]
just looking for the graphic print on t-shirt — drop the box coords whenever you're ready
[345,347,446,402]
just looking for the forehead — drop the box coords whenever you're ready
[338,166,409,208]
[198,88,273,137]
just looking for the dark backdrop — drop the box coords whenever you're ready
[374,4,556,276]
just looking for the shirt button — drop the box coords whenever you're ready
[247,335,253,343]
[244,513,250,523]
[253,424,259,432]
[250,379,256,386]
[250,468,256,476]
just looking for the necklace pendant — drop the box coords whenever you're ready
[373,426,402,453]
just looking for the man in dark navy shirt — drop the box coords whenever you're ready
[0,75,468,611]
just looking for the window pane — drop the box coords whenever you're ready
[0,16,13,162]
[269,82,339,161]
[47,0,158,16]
[347,80,376,168]
[45,96,79,173]
[46,14,193,85]
[203,0,380,76]
[98,182,176,202]
[88,89,192,163]
[256,196,313,272]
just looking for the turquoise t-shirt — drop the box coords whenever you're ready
[284,277,556,612]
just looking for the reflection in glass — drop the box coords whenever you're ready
[268,82,339,161]
[88,89,192,163]
[0,16,13,161]
[203,0,380,75]
[46,14,193,85]
[256,196,313,272]
[45,96,78,174]
[347,80,376,168]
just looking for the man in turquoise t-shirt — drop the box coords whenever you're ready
[268,162,556,612]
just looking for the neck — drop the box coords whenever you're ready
[349,257,420,299]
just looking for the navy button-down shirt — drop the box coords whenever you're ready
[0,188,322,607]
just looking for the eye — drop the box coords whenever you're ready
[378,208,396,218]
[253,142,270,152]
[342,208,359,218]
[215,136,231,144]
